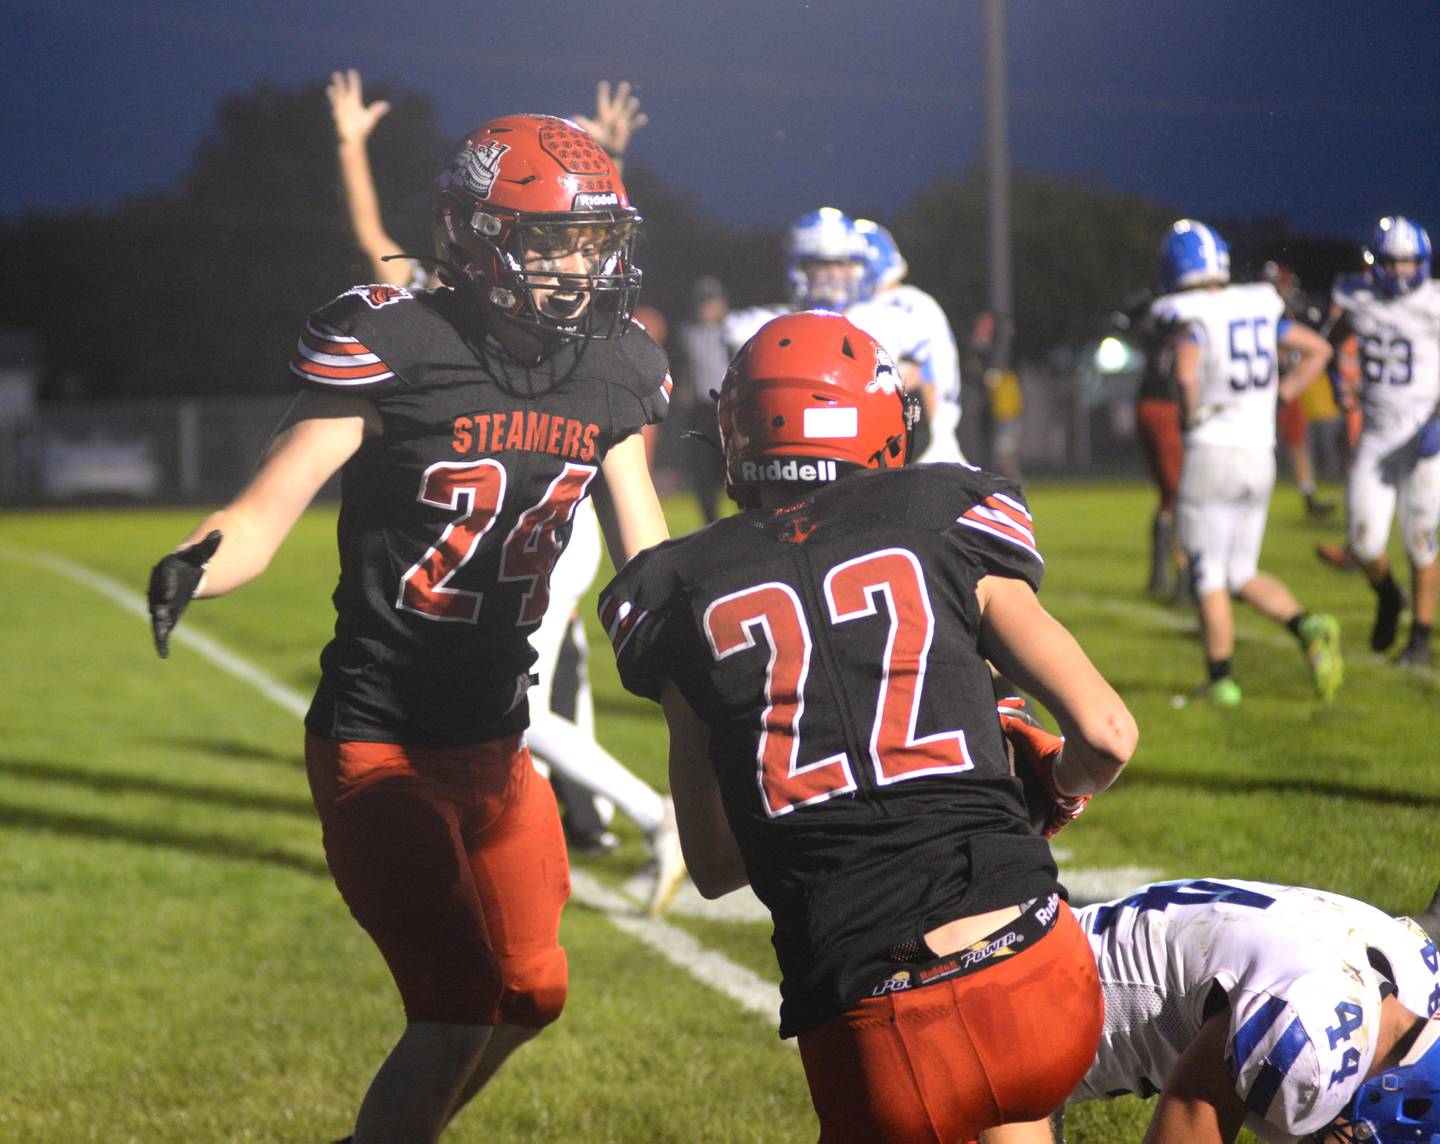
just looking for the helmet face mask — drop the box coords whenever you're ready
[786,208,867,309]
[718,311,914,508]
[1158,219,1231,294]
[1365,216,1432,298]
[432,115,643,339]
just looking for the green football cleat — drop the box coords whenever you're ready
[1300,613,1344,702]
[1206,676,1242,708]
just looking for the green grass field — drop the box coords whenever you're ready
[1,479,1435,1142]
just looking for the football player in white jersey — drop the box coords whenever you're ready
[845,220,968,464]
[1152,220,1341,706]
[523,500,686,915]
[1066,878,1440,1144]
[721,207,866,355]
[1329,216,1440,667]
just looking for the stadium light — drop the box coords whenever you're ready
[1095,336,1132,374]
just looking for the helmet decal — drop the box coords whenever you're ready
[439,140,510,200]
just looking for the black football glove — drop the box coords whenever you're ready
[148,530,222,659]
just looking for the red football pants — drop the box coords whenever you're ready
[796,902,1101,1144]
[305,733,571,1027]
[1137,398,1183,513]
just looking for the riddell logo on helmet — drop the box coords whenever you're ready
[572,191,620,210]
[737,458,838,483]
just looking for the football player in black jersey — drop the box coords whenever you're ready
[147,114,670,1143]
[599,310,1137,1143]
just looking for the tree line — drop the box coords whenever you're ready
[0,79,1359,401]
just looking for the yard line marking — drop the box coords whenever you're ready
[2,543,781,1024]
[1049,591,1436,680]
[0,544,1218,1012]
[0,543,311,718]
[570,869,783,1024]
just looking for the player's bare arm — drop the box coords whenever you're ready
[182,391,379,597]
[572,80,648,175]
[977,573,1137,796]
[1277,320,1333,404]
[661,683,748,898]
[1143,1009,1248,1144]
[593,432,669,567]
[326,68,409,287]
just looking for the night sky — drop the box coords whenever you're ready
[8,0,1440,243]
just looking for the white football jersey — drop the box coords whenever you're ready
[1151,283,1288,451]
[1075,879,1440,1142]
[722,303,792,356]
[847,286,965,463]
[1331,274,1440,423]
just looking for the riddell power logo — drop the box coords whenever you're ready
[737,458,837,483]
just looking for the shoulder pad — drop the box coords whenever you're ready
[1228,968,1384,1136]
[594,324,673,432]
[288,285,432,394]
[1331,273,1371,306]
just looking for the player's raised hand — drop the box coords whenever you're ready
[326,68,391,145]
[573,79,648,160]
[148,530,222,659]
[995,696,1089,838]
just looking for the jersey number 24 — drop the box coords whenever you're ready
[397,458,595,625]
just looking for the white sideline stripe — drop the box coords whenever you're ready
[0,544,310,717]
[1,543,780,1026]
[570,869,783,1025]
[0,544,1250,1018]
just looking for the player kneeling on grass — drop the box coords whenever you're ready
[985,876,1440,1144]
[597,311,1138,1143]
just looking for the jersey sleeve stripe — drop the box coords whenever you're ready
[1231,995,1288,1074]
[290,358,396,385]
[1241,1016,1309,1117]
[290,324,394,386]
[600,596,649,657]
[958,496,1042,561]
[979,493,1035,534]
[300,325,373,356]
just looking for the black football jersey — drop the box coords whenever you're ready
[290,283,670,747]
[599,464,1060,1036]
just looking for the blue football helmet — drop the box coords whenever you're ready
[1365,216,1432,297]
[786,207,867,308]
[854,219,909,299]
[1331,1016,1440,1143]
[1157,219,1231,293]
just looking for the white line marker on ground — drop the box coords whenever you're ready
[2,543,780,1023]
[1,544,1193,1014]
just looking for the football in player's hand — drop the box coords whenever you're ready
[995,696,1088,838]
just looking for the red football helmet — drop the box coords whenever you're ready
[717,311,917,507]
[432,114,642,339]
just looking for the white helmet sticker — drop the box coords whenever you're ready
[804,407,858,439]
